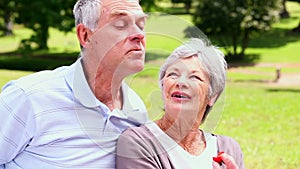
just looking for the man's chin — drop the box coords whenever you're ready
[131,61,145,73]
[127,50,145,60]
[129,53,145,69]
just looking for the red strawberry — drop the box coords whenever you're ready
[213,152,224,165]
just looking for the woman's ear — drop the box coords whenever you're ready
[76,24,93,48]
[208,94,218,106]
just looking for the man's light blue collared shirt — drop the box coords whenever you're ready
[0,58,148,169]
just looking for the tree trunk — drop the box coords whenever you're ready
[240,29,250,59]
[232,35,238,58]
[4,10,13,36]
[185,0,192,14]
[37,24,49,50]
[280,0,290,18]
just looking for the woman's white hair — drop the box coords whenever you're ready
[159,38,227,121]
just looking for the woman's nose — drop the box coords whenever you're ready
[176,77,188,88]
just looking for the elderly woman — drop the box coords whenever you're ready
[116,38,244,169]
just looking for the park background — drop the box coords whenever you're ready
[0,0,299,168]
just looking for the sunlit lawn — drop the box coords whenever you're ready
[0,69,33,87]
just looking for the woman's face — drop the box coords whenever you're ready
[162,57,211,125]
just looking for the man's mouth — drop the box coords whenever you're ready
[127,48,142,54]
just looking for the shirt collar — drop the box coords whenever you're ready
[66,58,102,108]
[67,58,146,116]
[120,82,148,123]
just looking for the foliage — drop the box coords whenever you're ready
[193,0,282,61]
[141,0,157,12]
[3,0,158,50]
[170,0,192,13]
[14,0,76,50]
[0,56,75,71]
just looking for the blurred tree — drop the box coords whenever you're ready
[0,0,16,36]
[13,0,157,50]
[288,0,300,32]
[171,0,192,13]
[280,0,290,18]
[140,0,157,11]
[15,0,76,50]
[193,0,281,60]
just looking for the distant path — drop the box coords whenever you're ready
[147,60,300,87]
[228,62,300,87]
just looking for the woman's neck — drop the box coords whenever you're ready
[179,130,206,156]
[156,117,206,156]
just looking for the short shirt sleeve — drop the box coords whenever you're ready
[0,82,35,164]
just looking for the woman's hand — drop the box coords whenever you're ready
[212,152,239,169]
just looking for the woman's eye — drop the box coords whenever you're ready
[167,72,178,79]
[190,75,201,81]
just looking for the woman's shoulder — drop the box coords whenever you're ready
[120,124,153,139]
[214,134,243,154]
[118,124,159,149]
[214,134,245,169]
[117,124,167,159]
[215,135,241,147]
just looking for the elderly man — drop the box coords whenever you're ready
[0,0,148,168]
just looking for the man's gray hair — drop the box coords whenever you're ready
[73,0,102,31]
[159,38,227,120]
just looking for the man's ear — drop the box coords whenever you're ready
[76,24,93,48]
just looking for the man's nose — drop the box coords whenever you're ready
[128,27,145,42]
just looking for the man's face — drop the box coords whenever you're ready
[89,0,147,78]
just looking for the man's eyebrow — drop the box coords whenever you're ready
[110,10,129,17]
[110,10,148,19]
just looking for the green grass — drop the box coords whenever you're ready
[0,69,33,87]
[47,28,80,53]
[217,82,300,169]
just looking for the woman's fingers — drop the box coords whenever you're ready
[212,152,239,169]
[212,161,222,169]
[220,153,239,169]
